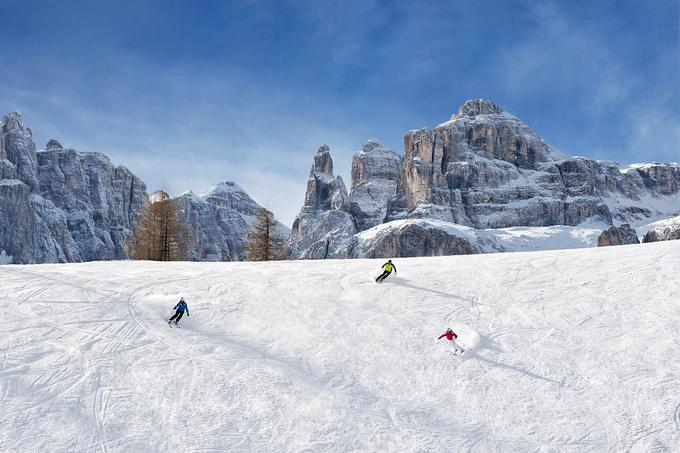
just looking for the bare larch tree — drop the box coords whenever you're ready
[129,190,187,261]
[245,207,286,261]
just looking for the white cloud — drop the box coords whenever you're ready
[0,60,370,227]
[499,1,636,113]
[624,102,680,163]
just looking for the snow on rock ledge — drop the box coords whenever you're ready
[354,218,608,258]
[642,215,680,243]
[355,219,484,258]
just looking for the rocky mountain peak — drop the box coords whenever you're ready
[45,139,64,150]
[314,144,333,174]
[202,181,263,215]
[289,99,680,259]
[288,145,356,259]
[1,112,28,132]
[303,144,347,210]
[1,111,148,263]
[454,99,503,119]
[206,181,246,196]
[176,180,289,262]
[360,139,385,154]
[1,111,39,190]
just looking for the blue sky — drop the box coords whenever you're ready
[1,0,678,226]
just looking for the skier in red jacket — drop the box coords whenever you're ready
[438,328,464,353]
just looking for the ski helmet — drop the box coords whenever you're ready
[447,328,452,333]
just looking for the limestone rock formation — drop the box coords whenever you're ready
[0,179,70,263]
[349,140,402,231]
[288,99,680,259]
[176,181,288,261]
[0,112,39,190]
[288,145,357,259]
[642,216,680,243]
[0,113,148,263]
[597,224,640,247]
[388,100,640,228]
[355,219,480,258]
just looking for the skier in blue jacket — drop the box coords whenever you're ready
[168,297,189,325]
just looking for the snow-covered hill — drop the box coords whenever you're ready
[1,242,679,451]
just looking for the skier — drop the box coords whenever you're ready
[168,297,189,326]
[438,328,464,353]
[375,259,396,283]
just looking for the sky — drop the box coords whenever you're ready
[0,0,678,226]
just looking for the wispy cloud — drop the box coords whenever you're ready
[0,55,367,226]
[1,0,677,225]
[624,96,680,163]
[499,1,637,113]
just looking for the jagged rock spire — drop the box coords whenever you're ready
[288,144,357,259]
[313,144,333,174]
[302,144,349,211]
[1,111,39,190]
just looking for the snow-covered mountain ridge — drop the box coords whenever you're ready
[176,180,289,261]
[0,113,283,263]
[288,99,680,258]
[2,99,678,263]
[2,241,679,451]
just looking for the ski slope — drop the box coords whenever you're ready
[1,241,679,452]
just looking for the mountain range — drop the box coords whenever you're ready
[287,100,680,258]
[1,99,678,264]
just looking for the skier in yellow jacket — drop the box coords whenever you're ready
[375,259,396,283]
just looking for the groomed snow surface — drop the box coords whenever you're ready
[1,241,679,452]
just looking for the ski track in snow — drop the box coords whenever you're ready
[1,241,679,452]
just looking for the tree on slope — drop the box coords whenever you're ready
[129,190,188,261]
[245,208,286,261]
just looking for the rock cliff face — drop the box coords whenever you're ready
[0,113,147,263]
[597,224,640,247]
[288,145,357,259]
[349,140,402,231]
[288,100,680,259]
[0,112,39,189]
[4,100,678,263]
[385,99,676,229]
[642,216,680,243]
[355,220,479,258]
[176,181,288,261]
[0,113,290,264]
